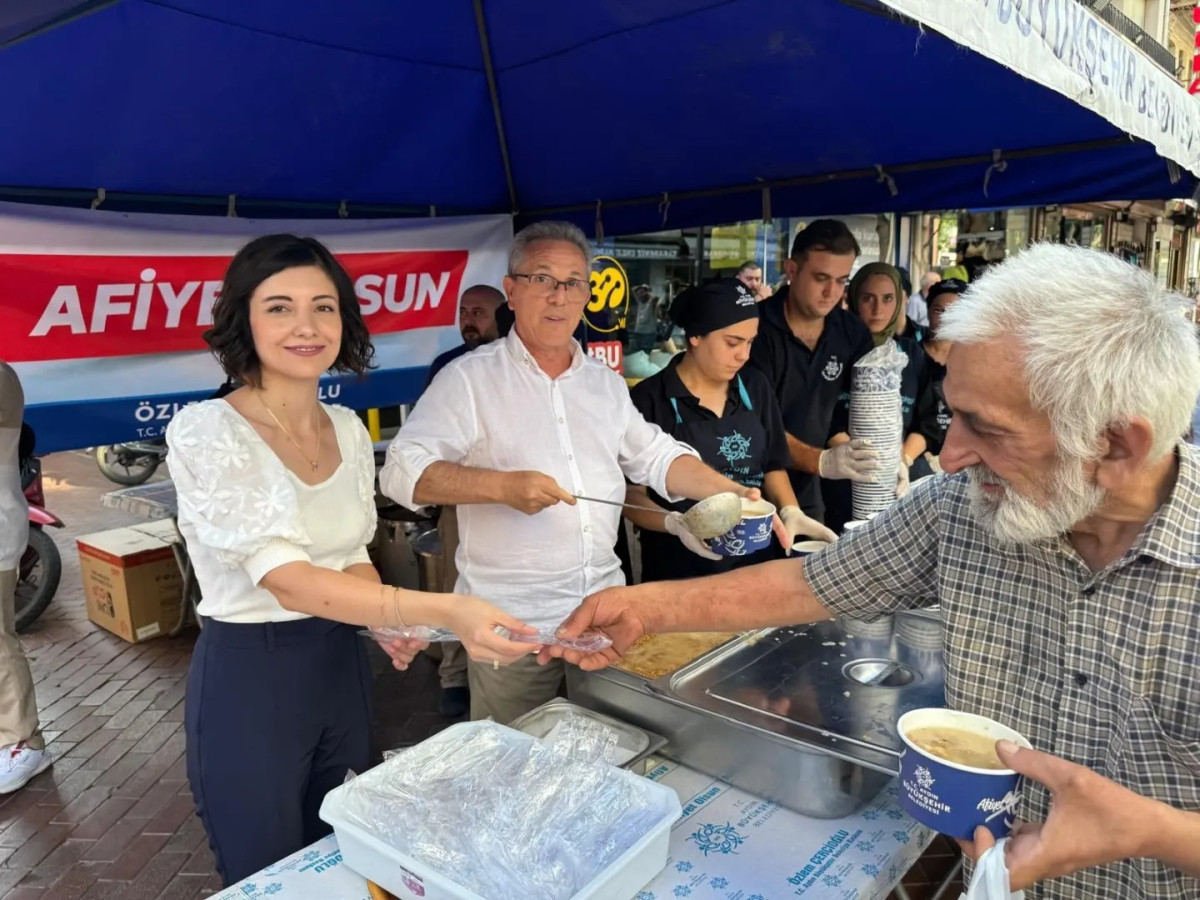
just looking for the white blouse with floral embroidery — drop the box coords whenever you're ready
[166,399,377,623]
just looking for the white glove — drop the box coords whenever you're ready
[779,505,837,545]
[665,512,721,561]
[818,439,880,482]
[924,451,942,474]
[895,459,911,498]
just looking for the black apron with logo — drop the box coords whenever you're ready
[640,376,776,582]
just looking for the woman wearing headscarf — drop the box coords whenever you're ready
[822,263,927,532]
[627,280,834,582]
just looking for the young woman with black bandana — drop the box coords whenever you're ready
[627,280,834,582]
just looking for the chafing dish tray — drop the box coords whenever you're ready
[508,698,667,774]
[567,613,944,818]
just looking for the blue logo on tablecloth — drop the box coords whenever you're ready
[672,887,691,898]
[263,886,282,896]
[710,877,728,889]
[887,808,905,820]
[893,830,911,844]
[861,863,880,877]
[688,822,746,855]
[824,874,843,887]
[863,809,880,820]
[857,840,875,853]
[635,893,655,900]
[675,860,693,873]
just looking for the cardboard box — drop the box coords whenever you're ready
[77,525,183,643]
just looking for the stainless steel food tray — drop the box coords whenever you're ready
[567,613,944,818]
[508,698,667,774]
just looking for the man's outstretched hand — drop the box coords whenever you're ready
[538,586,651,671]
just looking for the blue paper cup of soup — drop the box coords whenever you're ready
[897,708,1032,840]
[708,499,775,557]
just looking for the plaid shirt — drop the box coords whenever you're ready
[805,443,1200,899]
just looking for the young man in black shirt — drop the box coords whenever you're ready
[749,220,881,523]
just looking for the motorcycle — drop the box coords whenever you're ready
[95,439,167,485]
[17,456,62,632]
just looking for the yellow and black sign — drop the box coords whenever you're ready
[586,255,628,334]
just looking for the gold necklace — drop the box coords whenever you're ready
[258,392,321,471]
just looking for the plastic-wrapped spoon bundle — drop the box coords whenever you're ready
[362,625,613,653]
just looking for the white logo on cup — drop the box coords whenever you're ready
[977,789,1021,823]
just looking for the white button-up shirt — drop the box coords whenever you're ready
[381,330,697,629]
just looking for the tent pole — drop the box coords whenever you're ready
[523,136,1137,217]
[473,0,519,214]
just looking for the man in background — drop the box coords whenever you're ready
[626,284,660,354]
[425,285,505,387]
[0,361,48,792]
[906,267,940,328]
[736,261,772,301]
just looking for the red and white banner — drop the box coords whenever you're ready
[3,249,470,363]
[0,202,511,451]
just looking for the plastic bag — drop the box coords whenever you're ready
[960,839,1025,900]
[541,711,622,765]
[336,721,668,900]
[361,625,613,652]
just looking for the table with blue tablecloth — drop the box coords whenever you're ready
[213,760,937,900]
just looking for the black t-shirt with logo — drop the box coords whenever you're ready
[748,291,874,520]
[915,354,950,454]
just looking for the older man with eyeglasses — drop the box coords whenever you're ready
[381,221,795,723]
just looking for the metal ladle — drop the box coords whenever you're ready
[572,490,743,540]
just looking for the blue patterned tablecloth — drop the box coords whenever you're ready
[214,761,933,900]
[640,760,933,900]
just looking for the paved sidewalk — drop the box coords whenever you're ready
[0,451,959,899]
[0,451,459,899]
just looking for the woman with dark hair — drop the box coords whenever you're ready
[626,280,834,582]
[167,234,535,885]
[822,263,926,532]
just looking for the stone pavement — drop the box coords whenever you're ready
[0,450,959,899]
[0,450,459,899]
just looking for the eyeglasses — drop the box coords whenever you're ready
[510,272,592,300]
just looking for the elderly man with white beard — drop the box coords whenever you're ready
[544,244,1200,899]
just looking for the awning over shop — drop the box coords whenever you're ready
[0,0,1197,232]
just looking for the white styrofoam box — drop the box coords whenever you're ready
[319,722,681,900]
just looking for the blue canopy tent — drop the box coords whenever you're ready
[5,0,1200,451]
[0,0,1197,232]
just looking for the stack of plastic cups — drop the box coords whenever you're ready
[849,342,908,521]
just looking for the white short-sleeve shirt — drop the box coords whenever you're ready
[166,400,377,623]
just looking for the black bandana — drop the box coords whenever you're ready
[671,279,759,338]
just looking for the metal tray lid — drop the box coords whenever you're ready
[663,615,945,760]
